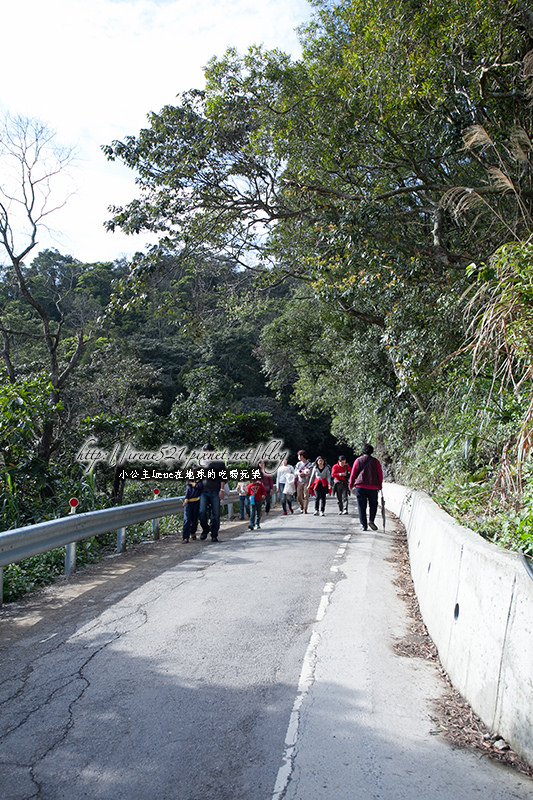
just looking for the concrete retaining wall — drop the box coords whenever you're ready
[384,483,533,766]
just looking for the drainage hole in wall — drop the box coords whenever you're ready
[454,603,460,620]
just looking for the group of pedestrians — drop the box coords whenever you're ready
[181,446,277,542]
[286,446,383,529]
[181,443,383,543]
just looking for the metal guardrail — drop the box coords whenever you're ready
[0,491,243,606]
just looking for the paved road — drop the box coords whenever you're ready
[1,502,532,800]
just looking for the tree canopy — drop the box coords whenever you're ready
[101,0,533,544]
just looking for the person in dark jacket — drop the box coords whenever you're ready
[199,444,226,542]
[182,465,202,543]
[348,444,383,531]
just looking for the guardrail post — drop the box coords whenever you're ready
[116,527,126,553]
[65,498,79,576]
[152,488,160,540]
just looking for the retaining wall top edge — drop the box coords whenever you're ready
[387,482,523,571]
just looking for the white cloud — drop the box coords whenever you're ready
[0,0,311,262]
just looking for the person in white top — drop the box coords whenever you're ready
[294,449,313,514]
[276,457,295,515]
[237,480,250,520]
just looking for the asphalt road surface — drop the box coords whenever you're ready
[1,500,532,800]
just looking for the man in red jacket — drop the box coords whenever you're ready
[348,444,383,531]
[331,455,351,515]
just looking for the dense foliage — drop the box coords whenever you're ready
[103,0,533,551]
[2,0,533,600]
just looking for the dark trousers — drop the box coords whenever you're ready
[199,491,221,539]
[356,487,378,529]
[239,495,250,519]
[334,481,349,512]
[250,500,263,528]
[183,500,200,540]
[314,483,328,512]
[280,486,293,512]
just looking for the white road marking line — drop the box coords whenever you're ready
[271,535,352,800]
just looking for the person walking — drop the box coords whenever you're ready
[348,444,383,531]
[181,465,202,543]
[294,449,313,514]
[199,444,226,542]
[247,475,266,530]
[331,454,351,514]
[258,460,274,514]
[237,478,250,520]
[309,456,332,516]
[276,457,295,515]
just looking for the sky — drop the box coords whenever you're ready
[0,0,312,263]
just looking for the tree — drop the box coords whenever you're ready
[0,375,62,526]
[102,0,533,422]
[0,116,82,463]
[168,365,273,449]
[103,1,533,267]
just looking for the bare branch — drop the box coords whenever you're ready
[0,114,79,462]
[0,114,75,264]
[58,330,86,389]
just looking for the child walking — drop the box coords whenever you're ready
[247,476,266,530]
